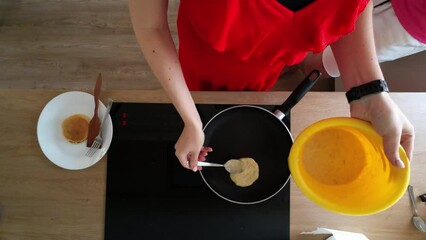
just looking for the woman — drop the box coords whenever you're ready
[129,0,414,171]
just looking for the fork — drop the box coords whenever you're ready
[85,99,113,158]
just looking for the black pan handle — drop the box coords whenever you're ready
[274,69,321,120]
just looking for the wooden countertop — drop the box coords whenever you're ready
[0,89,425,239]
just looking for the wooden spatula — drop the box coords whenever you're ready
[86,73,102,147]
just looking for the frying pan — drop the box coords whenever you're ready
[200,70,321,204]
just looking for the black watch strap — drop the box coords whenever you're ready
[345,79,389,103]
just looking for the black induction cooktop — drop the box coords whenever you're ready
[105,103,291,240]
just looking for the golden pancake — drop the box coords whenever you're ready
[229,157,259,187]
[62,114,90,144]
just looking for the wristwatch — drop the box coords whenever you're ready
[345,79,389,103]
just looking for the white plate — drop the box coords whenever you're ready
[37,91,113,170]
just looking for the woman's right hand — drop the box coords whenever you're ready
[175,122,212,171]
[129,0,213,170]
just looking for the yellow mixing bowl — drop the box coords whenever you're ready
[289,117,410,216]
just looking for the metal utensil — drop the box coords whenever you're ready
[85,98,113,158]
[198,159,245,173]
[408,185,426,232]
[87,73,102,147]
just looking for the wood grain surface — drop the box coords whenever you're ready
[0,0,177,91]
[0,89,425,240]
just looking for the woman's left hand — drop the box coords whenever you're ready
[349,92,415,168]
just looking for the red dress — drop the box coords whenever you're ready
[177,0,369,91]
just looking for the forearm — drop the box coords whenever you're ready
[329,2,414,165]
[129,0,201,127]
[331,1,384,91]
[136,28,201,127]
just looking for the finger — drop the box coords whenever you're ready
[200,150,209,157]
[401,120,415,161]
[198,154,206,161]
[202,146,213,152]
[176,152,191,170]
[382,131,405,168]
[400,133,414,162]
[188,152,199,172]
[198,147,212,161]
